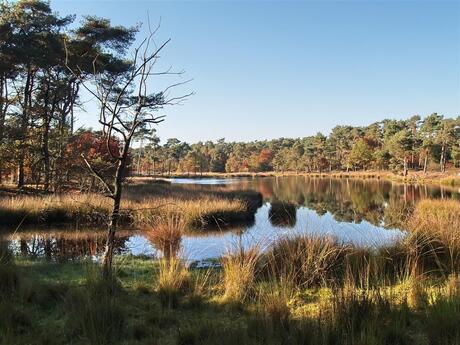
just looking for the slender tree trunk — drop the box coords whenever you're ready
[102,137,131,278]
[18,67,33,188]
[0,74,7,184]
[42,79,54,192]
[440,144,445,173]
[136,136,143,175]
[403,157,408,177]
[42,121,51,191]
[423,155,428,174]
[0,74,6,143]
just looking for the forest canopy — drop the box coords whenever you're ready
[0,1,459,192]
[133,113,460,176]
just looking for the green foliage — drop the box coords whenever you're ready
[133,114,460,176]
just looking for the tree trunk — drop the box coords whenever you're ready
[0,74,6,143]
[18,67,34,188]
[423,155,428,174]
[42,79,54,192]
[440,144,445,173]
[102,160,124,278]
[136,136,143,175]
[42,121,51,191]
[403,157,408,177]
[101,138,130,278]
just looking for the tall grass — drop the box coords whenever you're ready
[262,235,346,288]
[407,199,460,274]
[0,183,261,229]
[0,239,19,295]
[144,214,185,259]
[222,246,261,302]
[157,257,190,308]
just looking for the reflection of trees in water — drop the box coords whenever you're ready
[269,202,297,228]
[11,233,130,262]
[246,177,457,228]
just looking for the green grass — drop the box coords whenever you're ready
[1,252,459,345]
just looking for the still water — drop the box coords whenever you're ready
[5,177,460,262]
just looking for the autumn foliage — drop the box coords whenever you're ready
[64,131,127,189]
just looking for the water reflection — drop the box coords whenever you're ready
[268,202,297,227]
[7,231,133,262]
[4,205,406,262]
[3,177,459,262]
[229,177,459,228]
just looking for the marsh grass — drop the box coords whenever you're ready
[261,235,347,288]
[0,182,261,229]
[255,278,293,330]
[1,254,460,345]
[1,196,459,344]
[222,246,261,303]
[145,213,185,259]
[157,257,190,308]
[407,199,460,274]
[440,176,460,187]
[0,239,19,295]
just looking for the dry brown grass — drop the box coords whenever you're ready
[144,214,185,259]
[0,183,257,230]
[262,236,347,288]
[407,199,460,274]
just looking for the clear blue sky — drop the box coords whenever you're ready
[52,0,460,143]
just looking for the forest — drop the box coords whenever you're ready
[133,113,460,176]
[1,2,459,193]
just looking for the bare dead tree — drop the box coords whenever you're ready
[65,24,192,277]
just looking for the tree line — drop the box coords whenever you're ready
[134,114,459,176]
[0,0,138,191]
[1,1,459,196]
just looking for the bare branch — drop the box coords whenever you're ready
[80,153,115,198]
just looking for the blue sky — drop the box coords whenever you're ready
[52,0,460,143]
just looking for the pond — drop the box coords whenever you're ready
[4,176,460,263]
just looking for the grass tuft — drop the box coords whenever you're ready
[222,246,260,303]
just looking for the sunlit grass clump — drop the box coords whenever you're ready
[407,199,460,274]
[0,182,261,229]
[222,246,260,303]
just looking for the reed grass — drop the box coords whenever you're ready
[261,235,347,288]
[0,182,261,229]
[144,214,185,259]
[407,199,460,274]
[221,246,261,302]
[1,253,459,344]
[440,176,460,187]
[1,196,459,344]
[157,257,190,308]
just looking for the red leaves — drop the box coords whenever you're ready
[66,131,120,162]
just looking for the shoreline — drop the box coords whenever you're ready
[134,169,460,186]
